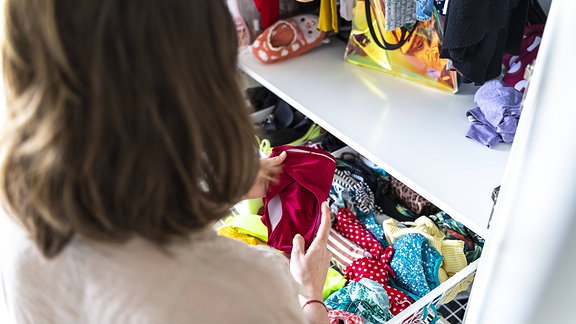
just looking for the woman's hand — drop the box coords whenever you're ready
[289,201,333,302]
[243,151,287,200]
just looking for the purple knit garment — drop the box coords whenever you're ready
[466,80,523,148]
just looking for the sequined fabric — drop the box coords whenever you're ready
[390,233,442,299]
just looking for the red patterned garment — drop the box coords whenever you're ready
[328,309,363,324]
[334,208,414,315]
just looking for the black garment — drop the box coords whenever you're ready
[527,0,547,25]
[321,133,347,153]
[246,86,278,111]
[258,99,313,147]
[440,0,530,84]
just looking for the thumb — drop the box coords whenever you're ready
[291,234,305,259]
[271,151,287,165]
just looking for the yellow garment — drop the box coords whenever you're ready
[439,274,475,305]
[383,216,468,281]
[227,213,269,243]
[318,0,339,32]
[441,239,467,276]
[217,226,267,246]
[438,263,449,284]
[383,216,445,252]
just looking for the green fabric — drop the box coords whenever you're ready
[287,123,322,146]
[246,198,264,214]
[259,123,323,156]
[323,267,347,300]
[226,213,269,243]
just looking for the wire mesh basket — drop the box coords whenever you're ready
[437,296,469,324]
[385,259,479,324]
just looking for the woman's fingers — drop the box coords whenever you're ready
[291,234,305,259]
[301,201,332,265]
[308,201,331,250]
[272,151,287,164]
[262,151,287,169]
[261,151,286,182]
[316,201,332,243]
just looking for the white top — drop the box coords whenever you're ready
[0,215,305,324]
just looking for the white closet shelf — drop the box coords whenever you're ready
[239,38,510,238]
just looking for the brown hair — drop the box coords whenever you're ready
[0,0,259,258]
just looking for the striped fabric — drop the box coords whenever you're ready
[331,168,383,215]
[441,239,467,276]
[327,228,371,273]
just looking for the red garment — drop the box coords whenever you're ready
[328,310,363,324]
[334,208,386,257]
[327,228,371,274]
[253,0,279,29]
[334,208,413,315]
[262,146,336,255]
[502,24,545,92]
[345,254,394,287]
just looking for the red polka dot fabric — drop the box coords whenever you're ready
[334,208,414,315]
[327,309,363,324]
[334,208,386,257]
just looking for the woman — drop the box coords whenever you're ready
[0,0,331,323]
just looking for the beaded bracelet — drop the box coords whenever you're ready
[302,299,328,312]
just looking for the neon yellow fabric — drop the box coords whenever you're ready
[260,139,272,156]
[226,213,269,243]
[246,198,264,215]
[259,123,323,155]
[289,123,322,146]
[323,267,347,299]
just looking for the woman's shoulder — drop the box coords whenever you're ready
[173,228,297,291]
[0,214,81,323]
[87,228,305,323]
[0,218,305,323]
[0,214,42,272]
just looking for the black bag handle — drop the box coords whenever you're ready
[364,0,417,50]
